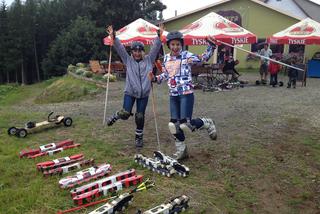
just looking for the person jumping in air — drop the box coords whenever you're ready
[150,31,218,160]
[106,25,164,148]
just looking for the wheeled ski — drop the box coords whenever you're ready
[59,163,112,189]
[70,169,137,198]
[134,154,175,177]
[135,151,190,177]
[88,193,133,214]
[154,151,190,177]
[19,139,74,158]
[36,154,84,172]
[138,195,190,214]
[43,159,95,177]
[73,175,143,205]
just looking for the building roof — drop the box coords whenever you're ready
[292,0,320,22]
[163,0,303,23]
[258,0,307,19]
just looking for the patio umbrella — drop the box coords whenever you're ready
[268,18,320,45]
[103,18,167,46]
[180,12,257,45]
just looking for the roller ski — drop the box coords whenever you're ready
[59,163,112,189]
[57,179,154,214]
[134,151,190,177]
[134,154,175,177]
[72,175,143,205]
[89,193,133,214]
[137,195,190,214]
[88,179,155,214]
[29,143,81,159]
[36,154,84,172]
[19,139,74,158]
[42,159,95,177]
[154,151,190,177]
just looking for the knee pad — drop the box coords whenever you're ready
[135,112,145,127]
[168,119,179,135]
[118,109,131,120]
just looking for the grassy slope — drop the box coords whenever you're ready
[0,76,319,214]
[35,75,102,104]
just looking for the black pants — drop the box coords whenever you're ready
[287,77,297,88]
[270,74,278,86]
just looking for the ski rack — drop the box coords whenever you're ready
[73,175,143,206]
[134,154,175,177]
[134,151,190,177]
[70,169,136,198]
[36,154,84,172]
[19,139,74,158]
[29,144,81,159]
[88,193,133,214]
[43,159,95,177]
[59,163,112,189]
[139,195,190,214]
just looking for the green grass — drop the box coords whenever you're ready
[0,75,320,214]
[35,75,102,104]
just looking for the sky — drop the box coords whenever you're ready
[4,0,320,19]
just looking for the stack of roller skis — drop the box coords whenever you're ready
[134,151,190,177]
[19,139,80,159]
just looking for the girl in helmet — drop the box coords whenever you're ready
[106,25,164,148]
[150,31,218,160]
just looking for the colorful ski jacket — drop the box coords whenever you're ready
[157,45,215,96]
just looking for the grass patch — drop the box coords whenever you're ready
[0,79,55,106]
[35,75,102,104]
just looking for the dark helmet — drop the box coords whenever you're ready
[166,31,184,47]
[131,41,144,51]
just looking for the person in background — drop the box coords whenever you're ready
[258,43,272,84]
[287,57,298,89]
[222,55,240,82]
[268,55,281,87]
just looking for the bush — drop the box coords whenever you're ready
[103,73,117,82]
[83,70,93,78]
[75,68,86,75]
[67,64,77,73]
[76,63,86,68]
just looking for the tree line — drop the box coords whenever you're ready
[0,0,166,84]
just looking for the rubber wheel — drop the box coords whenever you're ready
[17,128,28,138]
[63,117,73,127]
[8,127,17,135]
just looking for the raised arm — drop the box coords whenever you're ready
[148,24,165,63]
[186,37,216,64]
[106,25,129,63]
